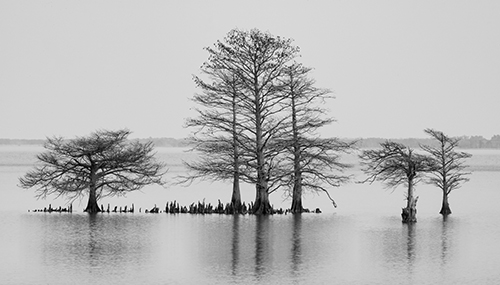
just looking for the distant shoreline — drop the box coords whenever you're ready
[1,136,499,149]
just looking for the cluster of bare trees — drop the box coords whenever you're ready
[359,128,471,223]
[18,29,472,221]
[182,28,355,214]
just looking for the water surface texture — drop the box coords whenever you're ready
[1,146,499,284]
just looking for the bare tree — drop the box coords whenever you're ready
[184,71,245,213]
[359,141,436,223]
[19,129,166,213]
[280,64,355,213]
[421,128,471,215]
[188,28,300,214]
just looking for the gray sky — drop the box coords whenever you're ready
[1,1,499,139]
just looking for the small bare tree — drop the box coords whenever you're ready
[421,128,471,215]
[359,141,436,223]
[19,129,166,213]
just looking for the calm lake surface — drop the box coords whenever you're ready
[1,146,500,284]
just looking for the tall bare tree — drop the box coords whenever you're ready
[19,129,166,213]
[359,141,436,223]
[280,64,354,213]
[421,128,471,215]
[184,72,245,213]
[188,28,300,214]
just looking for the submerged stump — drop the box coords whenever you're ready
[401,207,417,223]
[402,195,418,223]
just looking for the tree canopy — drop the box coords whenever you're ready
[19,129,166,213]
[359,141,435,188]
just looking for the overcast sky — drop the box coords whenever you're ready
[1,1,499,140]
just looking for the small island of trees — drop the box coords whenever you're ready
[18,28,473,223]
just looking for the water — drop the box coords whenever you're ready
[1,146,500,284]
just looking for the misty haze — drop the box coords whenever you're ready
[1,1,499,285]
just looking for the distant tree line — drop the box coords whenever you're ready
[358,135,500,149]
[0,138,190,147]
[4,136,499,149]
[456,135,500,148]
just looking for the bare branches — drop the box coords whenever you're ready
[276,62,354,212]
[185,29,300,195]
[421,128,471,195]
[186,28,352,213]
[19,129,166,204]
[359,141,435,189]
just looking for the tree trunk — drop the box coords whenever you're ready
[84,185,101,213]
[231,90,242,214]
[84,168,101,213]
[290,177,304,213]
[439,190,452,216]
[290,91,304,214]
[252,86,272,215]
[402,180,417,223]
[231,174,242,214]
[252,180,272,215]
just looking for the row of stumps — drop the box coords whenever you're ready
[142,200,322,214]
[30,204,73,213]
[30,200,323,214]
[100,204,135,213]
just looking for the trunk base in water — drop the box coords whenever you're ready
[402,190,418,223]
[401,207,417,223]
[439,204,452,216]
[252,183,272,215]
[252,200,273,215]
[290,199,305,213]
[85,186,101,214]
[230,199,243,214]
[84,198,101,214]
[440,195,452,216]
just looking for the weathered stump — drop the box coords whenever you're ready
[401,207,417,223]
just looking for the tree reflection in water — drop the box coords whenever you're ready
[405,223,416,265]
[86,214,103,268]
[403,222,417,285]
[440,215,451,265]
[254,215,271,279]
[291,214,303,276]
[231,214,240,276]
